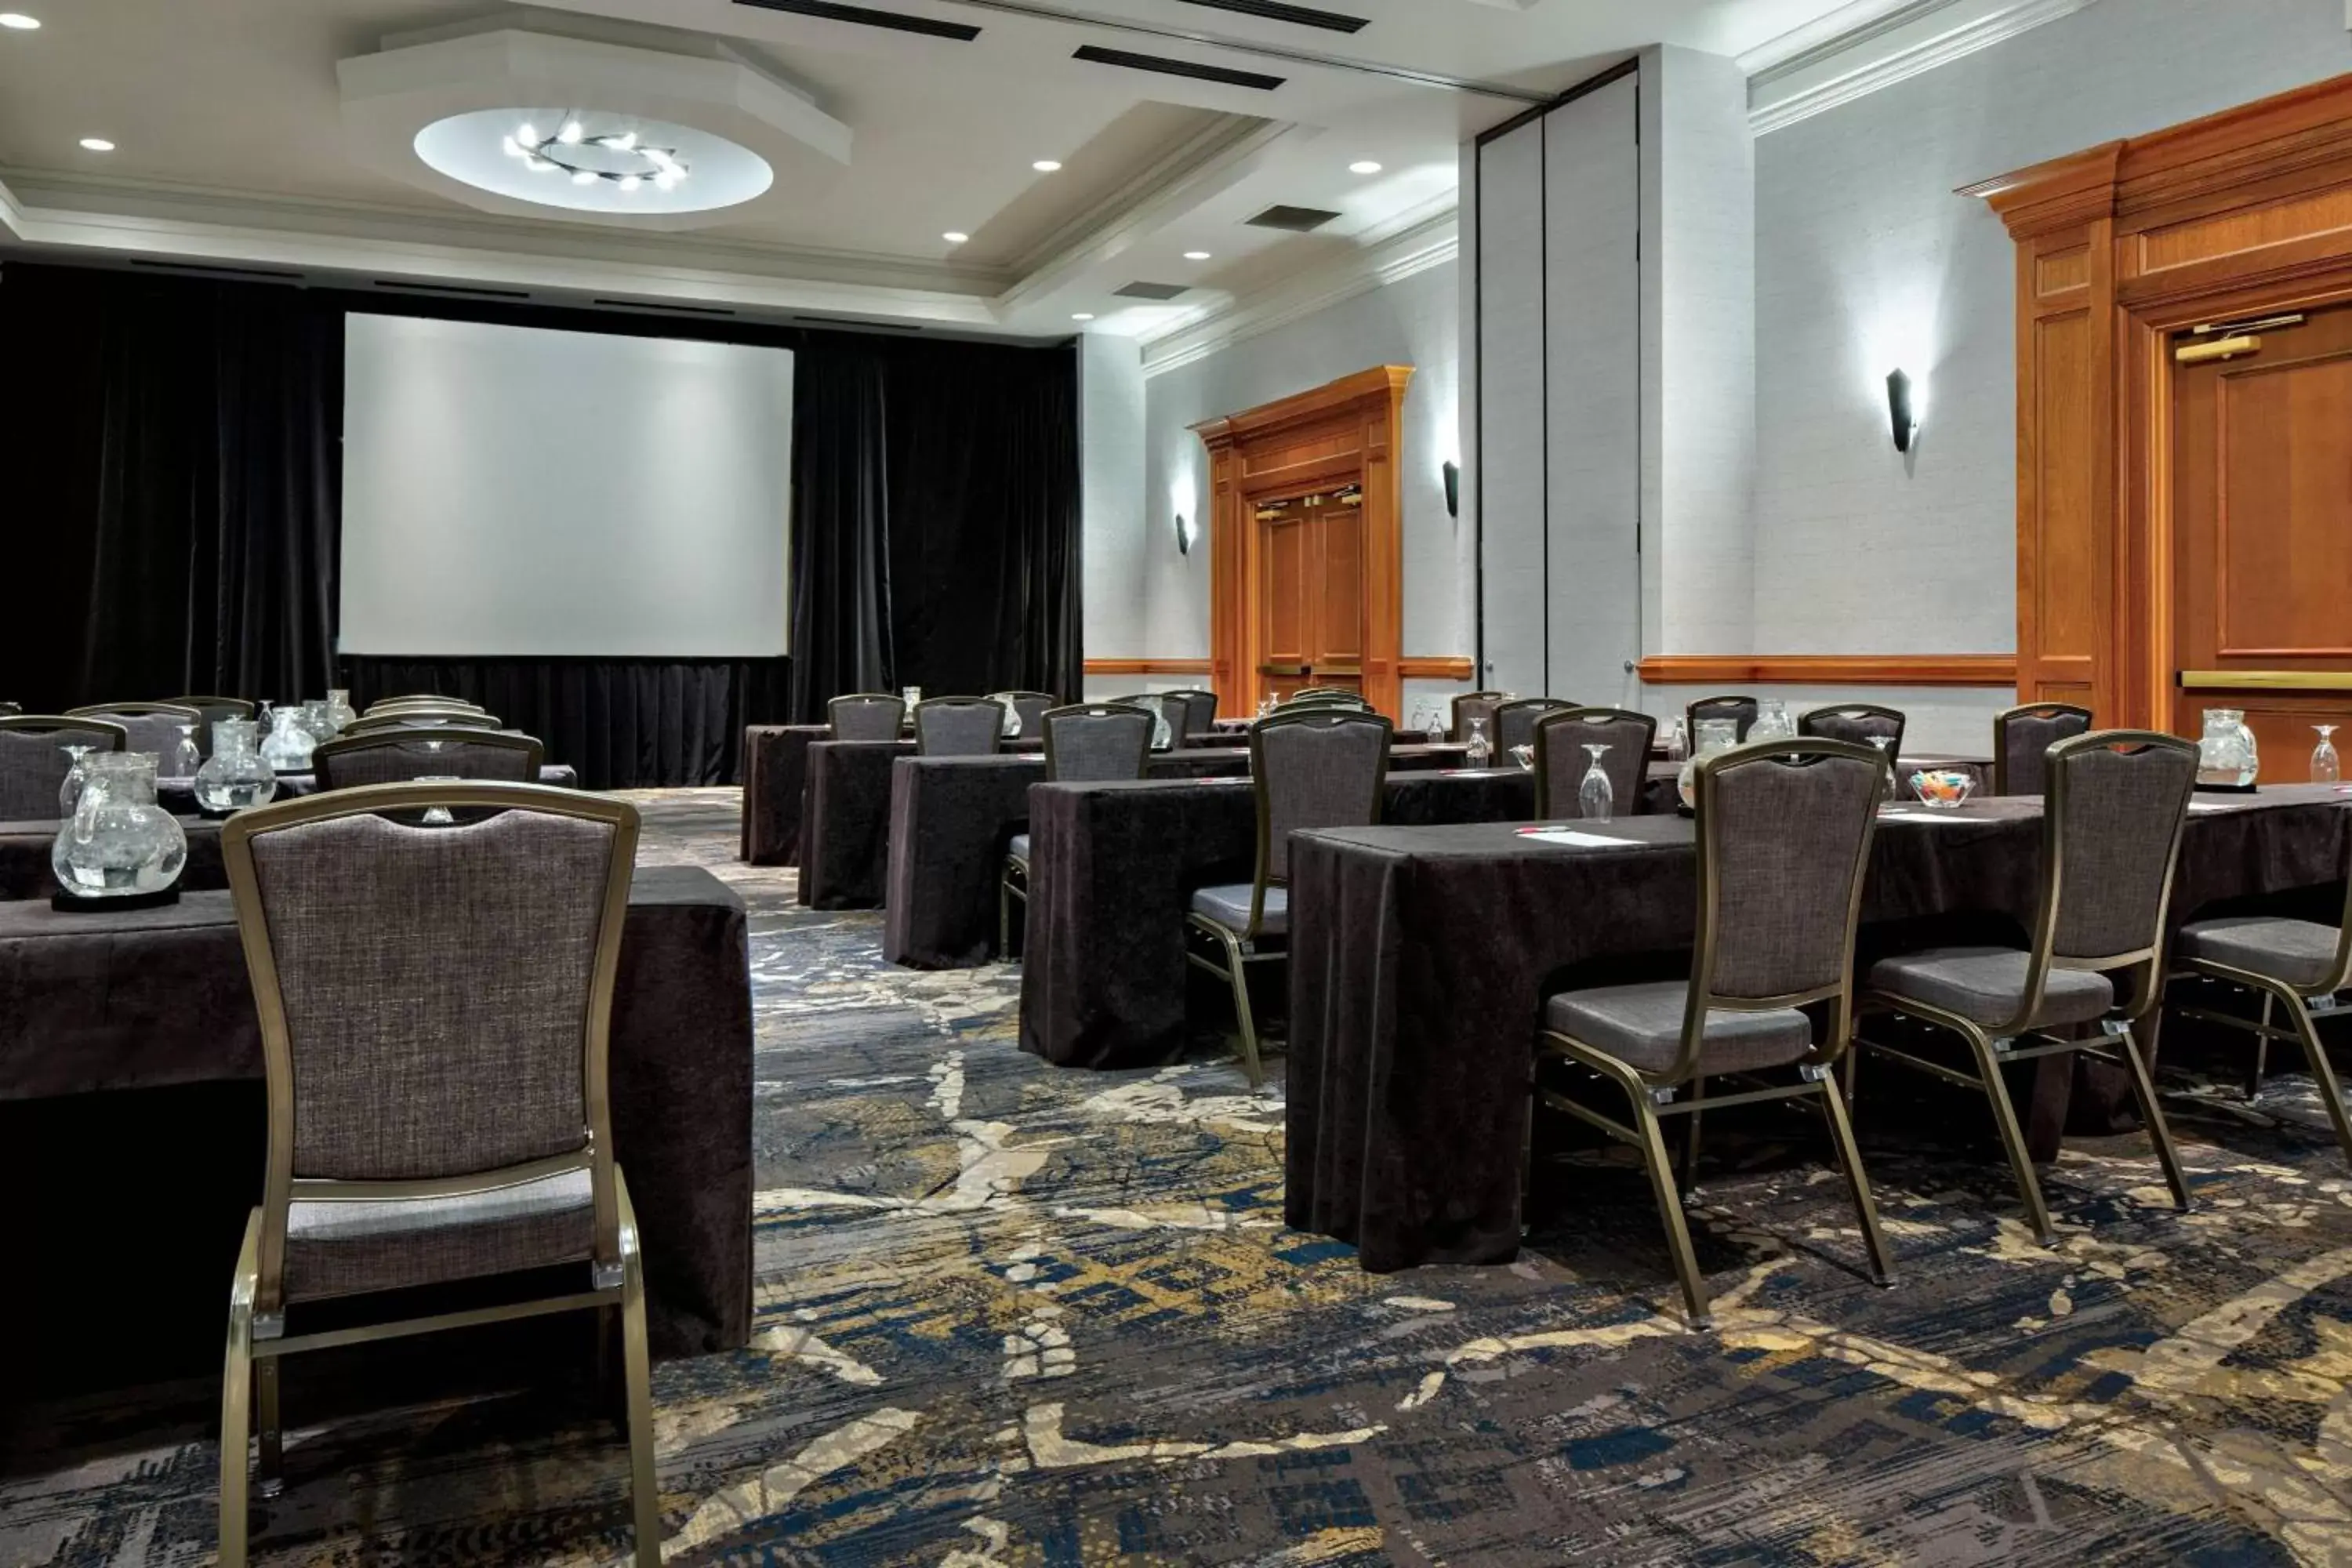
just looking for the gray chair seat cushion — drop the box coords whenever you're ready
[1190,883,1285,937]
[1007,833,1031,863]
[282,1166,596,1303]
[1867,946,2113,1029]
[2178,916,2343,991]
[1543,981,1813,1076]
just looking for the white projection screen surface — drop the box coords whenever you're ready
[339,314,793,658]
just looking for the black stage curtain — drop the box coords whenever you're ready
[341,657,791,791]
[789,336,1082,720]
[0,263,343,713]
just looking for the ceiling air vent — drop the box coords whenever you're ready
[1070,45,1284,92]
[1173,0,1369,33]
[593,299,739,318]
[733,0,981,42]
[1112,281,1191,301]
[372,278,532,300]
[1246,204,1341,232]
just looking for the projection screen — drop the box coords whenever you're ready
[338,314,793,658]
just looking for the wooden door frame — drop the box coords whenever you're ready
[1192,365,1413,719]
[1971,71,2352,729]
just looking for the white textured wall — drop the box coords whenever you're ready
[1751,0,2352,659]
[1078,332,1149,672]
[1137,259,1468,717]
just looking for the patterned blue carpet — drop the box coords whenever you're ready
[6,787,2352,1564]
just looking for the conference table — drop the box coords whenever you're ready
[744,727,1044,873]
[1284,784,2352,1272]
[0,862,756,1361]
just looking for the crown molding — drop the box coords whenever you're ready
[1136,202,1457,378]
[1746,0,2101,135]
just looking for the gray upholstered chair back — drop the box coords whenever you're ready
[2042,731,2197,964]
[314,728,545,790]
[1994,702,2093,796]
[0,702,18,717]
[991,691,1058,740]
[230,790,633,1185]
[829,692,906,742]
[67,702,201,760]
[1251,708,1392,884]
[1534,707,1656,818]
[915,698,1007,757]
[1686,695,1759,742]
[1450,691,1506,742]
[0,716,128,818]
[1042,703,1154,782]
[1494,698,1575,752]
[1164,688,1219,737]
[1695,742,1885,1003]
[347,708,499,735]
[1800,704,1906,757]
[1279,691,1370,714]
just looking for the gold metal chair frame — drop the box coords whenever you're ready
[363,695,487,715]
[999,702,1154,959]
[1990,702,2093,796]
[345,707,500,735]
[0,713,129,750]
[1850,731,2196,1244]
[913,695,1009,757]
[216,782,658,1566]
[172,695,260,719]
[1535,739,1894,1328]
[2167,874,2352,1159]
[1184,707,1392,1087]
[311,726,546,789]
[1530,706,1657,818]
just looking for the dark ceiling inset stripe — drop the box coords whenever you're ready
[1171,0,1367,34]
[734,0,981,42]
[1070,43,1283,90]
[373,278,533,299]
[593,299,739,316]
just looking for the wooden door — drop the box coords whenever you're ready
[1254,491,1365,706]
[2171,303,2352,775]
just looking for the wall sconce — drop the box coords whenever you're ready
[1176,512,1197,556]
[1442,460,1460,518]
[1886,368,1921,452]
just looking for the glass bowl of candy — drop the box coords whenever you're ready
[1909,769,1976,809]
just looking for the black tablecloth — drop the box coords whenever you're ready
[1287,786,2352,1272]
[0,864,754,1358]
[154,764,581,818]
[1,817,227,899]
[742,724,826,865]
[881,750,1262,967]
[1018,768,1542,1070]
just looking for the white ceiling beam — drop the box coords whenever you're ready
[1746,0,2103,135]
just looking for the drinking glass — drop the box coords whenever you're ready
[57,743,95,818]
[1579,743,1614,822]
[1425,706,1445,746]
[166,722,201,780]
[415,774,462,826]
[1867,735,1899,796]
[1664,718,1687,764]
[2316,724,2343,784]
[1464,716,1491,768]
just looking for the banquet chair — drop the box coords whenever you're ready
[1451,691,1507,742]
[1991,702,2093,796]
[173,696,259,757]
[1278,691,1370,713]
[215,783,657,1566]
[314,728,544,789]
[365,695,485,716]
[829,692,906,742]
[1494,698,1577,753]
[1537,741,1893,1327]
[0,714,128,818]
[1000,702,1155,957]
[1163,689,1221,739]
[346,707,502,735]
[1800,702,1907,760]
[0,702,18,717]
[1853,731,2197,1243]
[1686,695,1759,742]
[1185,706,1391,1087]
[915,697,1008,757]
[2167,846,2352,1161]
[67,701,204,760]
[989,691,1058,741]
[1533,707,1657,818]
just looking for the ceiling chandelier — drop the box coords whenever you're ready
[502,115,689,193]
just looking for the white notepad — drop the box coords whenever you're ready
[1878,811,1977,823]
[1517,827,1639,848]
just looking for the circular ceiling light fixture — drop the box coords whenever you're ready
[1348,159,1382,175]
[78,137,114,151]
[412,108,771,216]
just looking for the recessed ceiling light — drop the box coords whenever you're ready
[78,137,114,152]
[1183,250,1211,261]
[0,13,41,29]
[1072,312,1094,321]
[942,230,969,244]
[1032,159,1062,172]
[1348,159,1382,175]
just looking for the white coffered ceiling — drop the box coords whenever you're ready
[0,0,2001,343]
